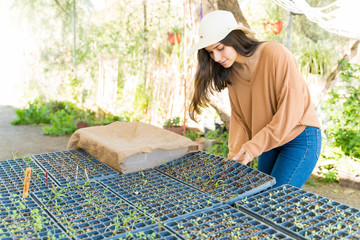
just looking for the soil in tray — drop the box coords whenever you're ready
[165,204,291,240]
[100,169,222,221]
[156,151,275,201]
[0,193,68,239]
[32,150,118,185]
[235,184,360,239]
[33,181,154,239]
[116,225,180,240]
[0,157,55,195]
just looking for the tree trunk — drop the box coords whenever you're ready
[192,0,249,27]
[322,40,360,95]
[189,0,250,131]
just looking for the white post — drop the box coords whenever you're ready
[72,0,77,78]
[286,11,293,50]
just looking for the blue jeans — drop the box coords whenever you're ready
[258,126,322,188]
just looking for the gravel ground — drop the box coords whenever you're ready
[1,104,360,208]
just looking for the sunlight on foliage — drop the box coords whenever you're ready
[322,61,360,158]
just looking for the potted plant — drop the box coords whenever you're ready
[185,128,205,150]
[167,26,182,45]
[263,5,283,35]
[76,110,93,129]
[269,21,283,34]
[163,117,183,135]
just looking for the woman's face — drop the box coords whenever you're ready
[204,42,238,68]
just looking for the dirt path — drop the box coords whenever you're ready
[1,104,360,208]
[0,105,70,160]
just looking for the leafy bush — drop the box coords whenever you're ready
[298,40,334,75]
[205,129,229,158]
[322,60,360,158]
[164,117,181,127]
[11,99,80,125]
[11,98,127,136]
[318,163,338,183]
[94,114,126,126]
[11,99,52,125]
[185,129,203,141]
[42,110,77,136]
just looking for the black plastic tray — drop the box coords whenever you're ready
[32,181,155,239]
[32,149,119,185]
[234,184,360,239]
[0,157,57,196]
[100,168,222,221]
[112,224,181,240]
[156,151,276,204]
[0,193,69,239]
[165,204,293,239]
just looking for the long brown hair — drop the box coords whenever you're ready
[189,30,262,121]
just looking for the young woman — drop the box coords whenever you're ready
[187,10,321,188]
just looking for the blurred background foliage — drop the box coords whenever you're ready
[3,0,360,179]
[9,0,187,126]
[9,0,351,124]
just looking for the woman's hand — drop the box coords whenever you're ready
[232,147,252,165]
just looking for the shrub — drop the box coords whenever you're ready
[11,99,127,135]
[205,129,229,158]
[185,129,203,141]
[11,99,52,125]
[164,117,181,127]
[298,40,334,75]
[42,109,77,136]
[11,99,80,125]
[322,60,360,158]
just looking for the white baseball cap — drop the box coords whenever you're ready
[186,10,255,56]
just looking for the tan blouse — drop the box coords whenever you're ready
[227,41,321,159]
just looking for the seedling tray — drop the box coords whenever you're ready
[155,151,276,204]
[32,181,155,239]
[234,184,360,239]
[100,169,222,221]
[113,224,181,240]
[164,204,293,239]
[0,193,69,239]
[0,157,57,197]
[32,149,119,186]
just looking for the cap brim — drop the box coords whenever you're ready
[186,26,256,57]
[186,30,230,57]
[186,46,198,57]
